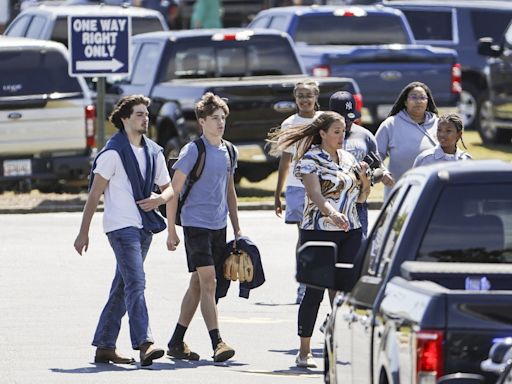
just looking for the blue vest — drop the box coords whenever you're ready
[90,130,166,233]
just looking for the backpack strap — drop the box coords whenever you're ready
[178,138,206,211]
[223,139,236,174]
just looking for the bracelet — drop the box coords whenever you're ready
[328,210,337,217]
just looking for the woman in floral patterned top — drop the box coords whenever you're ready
[269,111,371,368]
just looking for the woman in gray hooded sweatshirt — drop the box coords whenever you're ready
[375,81,438,199]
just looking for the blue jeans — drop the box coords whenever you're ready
[356,202,368,237]
[92,227,154,350]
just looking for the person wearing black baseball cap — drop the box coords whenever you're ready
[329,91,394,235]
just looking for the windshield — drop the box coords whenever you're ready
[0,49,82,97]
[163,35,302,80]
[294,14,409,45]
[417,184,512,263]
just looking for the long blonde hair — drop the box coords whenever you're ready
[267,111,345,160]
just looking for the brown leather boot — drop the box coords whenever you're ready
[94,348,135,364]
[140,342,164,367]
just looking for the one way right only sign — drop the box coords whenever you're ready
[68,15,131,77]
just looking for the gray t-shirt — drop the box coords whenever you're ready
[173,136,237,230]
[343,123,378,162]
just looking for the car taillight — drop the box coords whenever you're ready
[85,105,96,149]
[451,63,462,94]
[353,93,363,116]
[312,65,330,77]
[415,330,444,384]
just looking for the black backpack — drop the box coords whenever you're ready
[158,138,236,226]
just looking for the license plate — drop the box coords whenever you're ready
[3,159,32,177]
[377,104,393,120]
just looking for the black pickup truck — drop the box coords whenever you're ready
[297,160,512,384]
[105,28,360,182]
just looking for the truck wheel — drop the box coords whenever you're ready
[459,81,481,131]
[479,99,512,144]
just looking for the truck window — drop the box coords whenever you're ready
[0,49,82,98]
[166,36,302,79]
[401,9,453,42]
[6,15,32,37]
[249,16,270,29]
[375,184,422,278]
[294,14,409,45]
[364,187,406,277]
[470,10,512,42]
[418,184,512,263]
[268,15,291,32]
[25,15,47,39]
[131,43,160,85]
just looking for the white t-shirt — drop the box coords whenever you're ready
[281,111,322,188]
[93,146,170,233]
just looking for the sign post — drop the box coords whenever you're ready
[68,16,131,149]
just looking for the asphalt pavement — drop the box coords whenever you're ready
[1,210,386,384]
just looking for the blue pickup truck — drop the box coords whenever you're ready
[297,160,512,384]
[249,5,460,128]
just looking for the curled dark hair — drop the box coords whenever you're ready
[388,81,438,117]
[109,94,150,130]
[267,111,345,160]
[195,92,229,120]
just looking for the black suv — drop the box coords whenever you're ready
[384,0,512,136]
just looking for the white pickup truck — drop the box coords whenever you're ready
[0,36,95,191]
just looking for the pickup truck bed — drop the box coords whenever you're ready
[383,274,512,383]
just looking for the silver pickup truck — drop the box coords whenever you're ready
[0,36,95,191]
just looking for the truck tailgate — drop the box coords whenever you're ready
[332,46,453,96]
[302,44,457,117]
[445,291,512,382]
[0,95,87,156]
[152,76,358,143]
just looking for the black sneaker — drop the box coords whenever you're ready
[167,342,200,360]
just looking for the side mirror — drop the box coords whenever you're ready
[437,373,485,384]
[296,241,338,290]
[477,37,503,58]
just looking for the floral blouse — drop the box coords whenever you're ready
[294,145,361,231]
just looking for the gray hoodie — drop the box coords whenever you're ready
[376,109,438,197]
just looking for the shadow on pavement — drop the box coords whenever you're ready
[254,301,298,306]
[268,347,323,357]
[50,358,247,374]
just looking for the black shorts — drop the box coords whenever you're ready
[183,226,227,273]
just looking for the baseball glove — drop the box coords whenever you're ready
[223,249,254,282]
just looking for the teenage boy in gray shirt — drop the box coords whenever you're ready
[165,92,241,362]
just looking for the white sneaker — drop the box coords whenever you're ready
[295,353,318,368]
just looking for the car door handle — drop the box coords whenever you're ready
[8,112,22,120]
